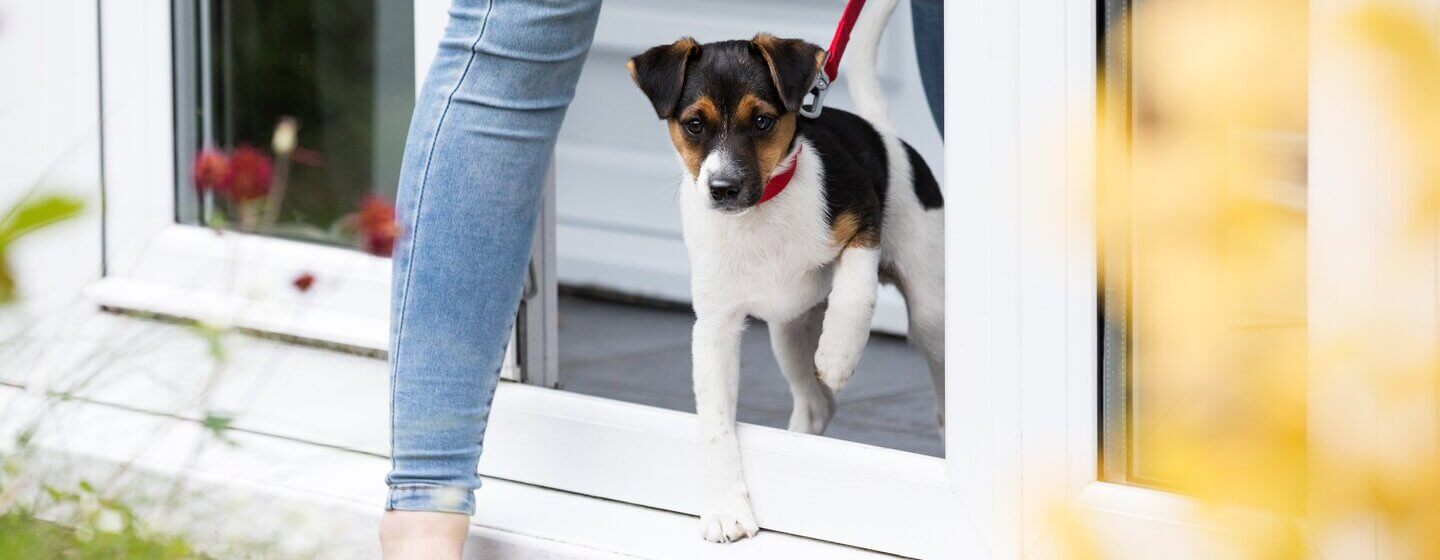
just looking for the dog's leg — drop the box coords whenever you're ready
[815,247,882,392]
[769,304,835,435]
[691,307,759,543]
[903,267,947,433]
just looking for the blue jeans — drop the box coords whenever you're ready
[386,0,602,515]
[911,0,944,135]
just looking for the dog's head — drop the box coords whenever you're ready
[628,35,824,213]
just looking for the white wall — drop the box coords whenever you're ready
[553,0,943,332]
[0,0,104,318]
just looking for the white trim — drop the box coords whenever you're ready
[1309,1,1440,558]
[1308,2,1379,556]
[1070,483,1249,560]
[946,0,1008,552]
[85,226,392,349]
[1,387,903,560]
[480,384,976,558]
[413,0,447,93]
[99,0,175,278]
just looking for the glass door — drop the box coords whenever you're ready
[1097,0,1309,512]
[534,0,948,457]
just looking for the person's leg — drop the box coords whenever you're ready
[383,0,601,556]
[911,0,944,136]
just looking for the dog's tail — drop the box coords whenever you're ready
[843,0,899,131]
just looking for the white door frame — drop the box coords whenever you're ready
[1309,0,1440,558]
[949,0,1439,557]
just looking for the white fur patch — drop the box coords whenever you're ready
[697,148,728,191]
[815,246,881,392]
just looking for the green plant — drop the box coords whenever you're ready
[0,194,84,304]
[0,193,227,558]
[0,483,201,560]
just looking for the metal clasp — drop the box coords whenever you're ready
[798,71,831,119]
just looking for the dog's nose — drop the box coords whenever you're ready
[709,178,741,203]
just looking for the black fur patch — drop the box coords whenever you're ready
[629,38,701,119]
[797,108,890,240]
[676,40,779,118]
[904,142,944,209]
[751,34,825,113]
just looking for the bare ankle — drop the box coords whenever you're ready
[379,510,469,560]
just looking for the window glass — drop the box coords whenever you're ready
[1098,0,1308,510]
[178,0,414,255]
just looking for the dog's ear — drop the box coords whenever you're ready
[628,38,701,120]
[750,34,825,114]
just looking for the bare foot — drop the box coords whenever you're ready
[379,510,469,560]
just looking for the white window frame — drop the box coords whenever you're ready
[97,0,1419,557]
[93,1,396,352]
[955,0,1432,559]
[1306,1,1440,559]
[947,0,1110,556]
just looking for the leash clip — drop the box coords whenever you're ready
[798,69,831,119]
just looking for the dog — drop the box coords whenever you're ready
[627,0,943,543]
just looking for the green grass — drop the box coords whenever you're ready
[0,509,202,560]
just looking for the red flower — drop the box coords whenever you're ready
[292,272,316,293]
[193,149,232,193]
[226,146,273,203]
[357,195,399,257]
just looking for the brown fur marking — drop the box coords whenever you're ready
[831,211,879,248]
[668,121,702,178]
[673,37,700,52]
[735,94,774,122]
[759,115,796,180]
[737,94,795,179]
[668,95,721,178]
[686,95,721,124]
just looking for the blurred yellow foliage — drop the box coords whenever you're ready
[1070,0,1440,558]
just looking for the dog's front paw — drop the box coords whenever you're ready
[699,492,759,543]
[814,344,860,393]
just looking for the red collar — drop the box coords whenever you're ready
[758,148,801,205]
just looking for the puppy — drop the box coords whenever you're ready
[627,0,943,543]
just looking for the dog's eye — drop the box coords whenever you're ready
[754,115,774,131]
[684,118,704,135]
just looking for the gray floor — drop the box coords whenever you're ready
[556,294,944,457]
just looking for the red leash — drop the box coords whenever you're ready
[822,0,869,83]
[798,0,867,119]
[762,0,868,204]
